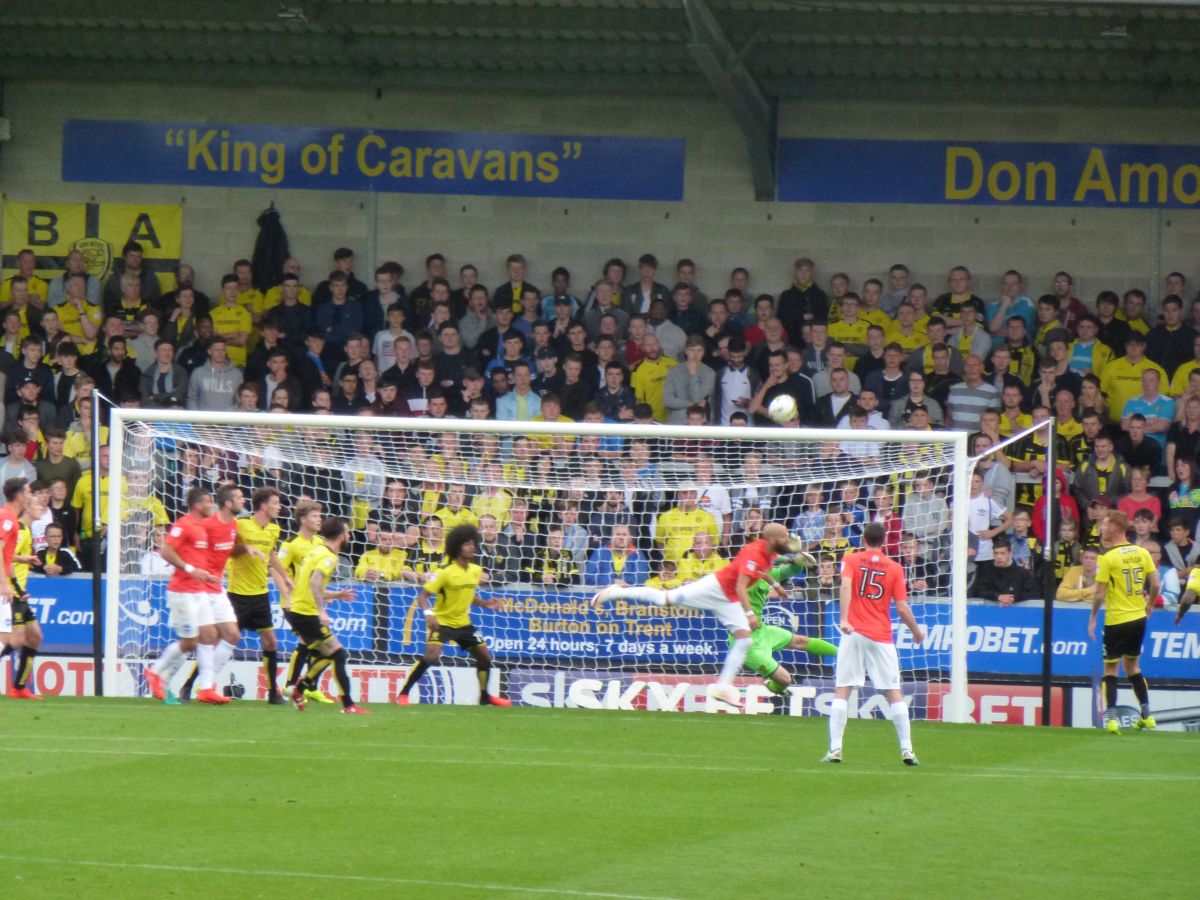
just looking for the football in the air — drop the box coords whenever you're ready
[768,394,798,425]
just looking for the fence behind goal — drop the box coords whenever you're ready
[105,411,970,720]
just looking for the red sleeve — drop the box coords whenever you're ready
[164,520,188,551]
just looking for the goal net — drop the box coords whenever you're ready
[105,411,970,720]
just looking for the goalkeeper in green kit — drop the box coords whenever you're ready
[733,549,838,693]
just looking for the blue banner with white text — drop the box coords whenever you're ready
[61,119,685,201]
[778,138,1200,208]
[33,576,1200,681]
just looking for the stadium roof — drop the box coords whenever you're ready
[5,1,1197,198]
[3,0,1198,105]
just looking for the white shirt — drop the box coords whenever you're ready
[373,328,416,372]
[719,367,751,425]
[140,549,174,577]
[696,484,732,537]
[968,493,1007,562]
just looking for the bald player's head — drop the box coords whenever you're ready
[762,523,791,551]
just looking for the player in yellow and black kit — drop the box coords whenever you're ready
[277,500,329,703]
[286,517,368,714]
[396,524,511,706]
[1091,509,1159,733]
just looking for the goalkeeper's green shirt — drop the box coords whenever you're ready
[746,562,805,617]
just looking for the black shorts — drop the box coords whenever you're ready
[1103,617,1147,662]
[10,595,33,627]
[287,612,333,648]
[229,592,273,632]
[428,623,483,650]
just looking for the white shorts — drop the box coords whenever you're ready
[667,576,751,632]
[835,632,902,691]
[207,591,238,626]
[167,590,204,639]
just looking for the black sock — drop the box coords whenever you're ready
[0,644,11,659]
[477,664,491,704]
[400,659,431,696]
[15,646,36,689]
[285,648,308,687]
[1129,673,1150,716]
[302,655,331,691]
[1102,674,1118,711]
[332,649,354,708]
[181,663,199,695]
[264,651,279,696]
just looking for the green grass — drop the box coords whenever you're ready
[0,699,1195,900]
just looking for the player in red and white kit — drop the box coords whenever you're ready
[0,478,36,698]
[146,487,221,704]
[178,483,245,704]
[824,521,925,766]
[593,522,795,710]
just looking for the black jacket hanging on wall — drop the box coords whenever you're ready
[252,205,290,293]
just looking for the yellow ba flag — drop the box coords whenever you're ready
[2,200,183,291]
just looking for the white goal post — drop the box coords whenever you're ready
[104,409,971,721]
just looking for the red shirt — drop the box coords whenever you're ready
[201,514,239,593]
[714,539,777,602]
[0,505,18,576]
[165,514,210,593]
[841,548,907,644]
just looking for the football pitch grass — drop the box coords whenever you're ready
[1,698,1195,899]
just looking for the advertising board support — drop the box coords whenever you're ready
[91,391,108,696]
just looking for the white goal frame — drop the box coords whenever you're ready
[103,408,972,721]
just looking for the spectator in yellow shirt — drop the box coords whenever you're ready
[1,251,49,305]
[630,333,677,423]
[655,489,719,564]
[678,532,728,582]
[210,274,253,367]
[354,530,408,582]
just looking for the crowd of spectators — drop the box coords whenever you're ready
[2,240,1195,609]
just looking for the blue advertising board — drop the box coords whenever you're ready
[61,119,685,201]
[32,577,1200,682]
[777,138,1200,208]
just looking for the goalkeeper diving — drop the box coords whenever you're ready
[737,548,838,694]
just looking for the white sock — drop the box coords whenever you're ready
[829,697,849,752]
[152,642,184,678]
[212,640,237,679]
[196,643,216,691]
[609,586,668,606]
[717,637,752,686]
[890,700,913,753]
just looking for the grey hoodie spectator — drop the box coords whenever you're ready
[186,339,243,411]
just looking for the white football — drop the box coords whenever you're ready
[768,394,798,424]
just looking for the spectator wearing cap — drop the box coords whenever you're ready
[1073,433,1130,510]
[1081,497,1111,546]
[622,253,670,315]
[581,281,628,343]
[5,336,54,405]
[1101,333,1168,427]
[6,377,56,433]
[539,266,579,319]
[970,536,1041,606]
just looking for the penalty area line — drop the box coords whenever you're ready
[0,854,687,900]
